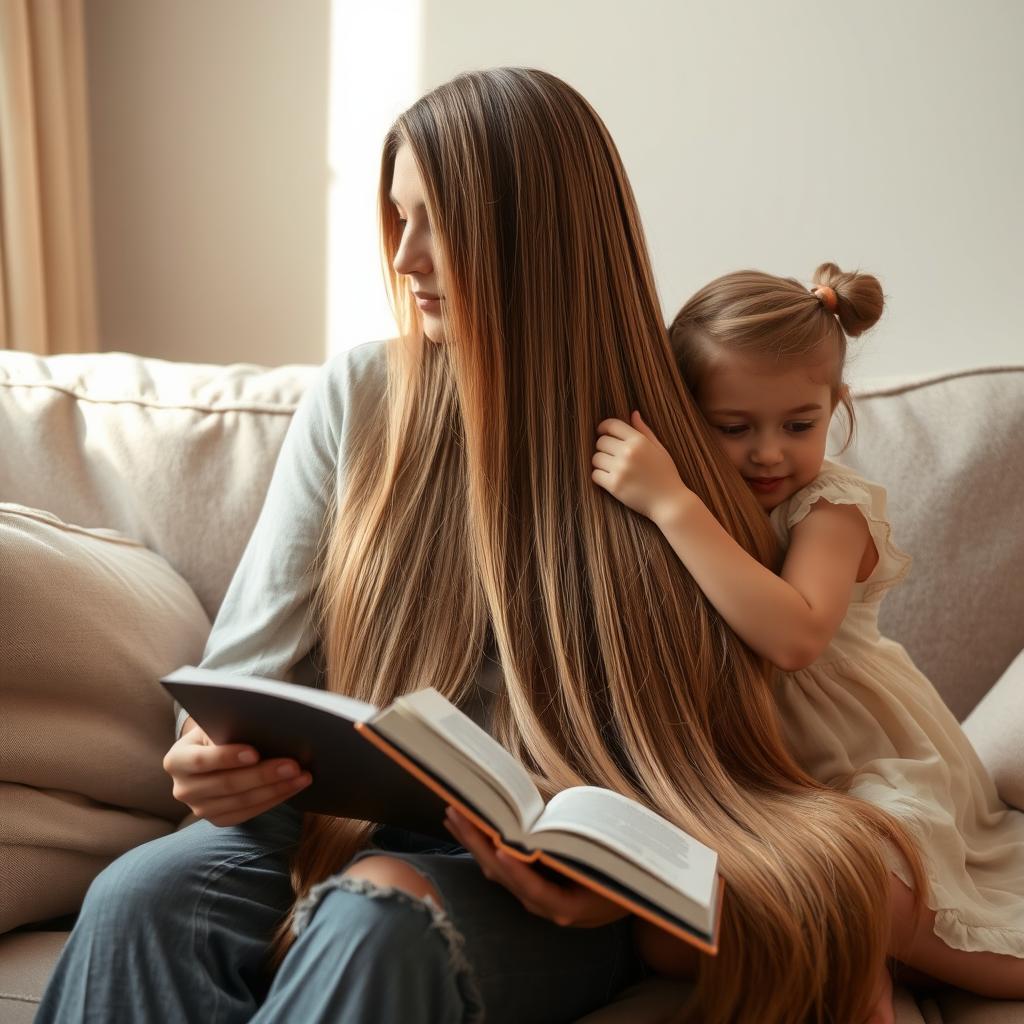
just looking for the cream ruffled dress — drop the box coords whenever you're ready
[769,459,1024,957]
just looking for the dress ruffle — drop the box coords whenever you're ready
[771,462,912,601]
[886,835,1024,957]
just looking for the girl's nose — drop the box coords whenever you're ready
[751,443,783,466]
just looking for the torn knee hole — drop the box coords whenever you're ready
[341,854,444,907]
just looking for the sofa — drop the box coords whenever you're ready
[1,349,1022,1024]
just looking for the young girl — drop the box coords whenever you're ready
[593,263,1024,1013]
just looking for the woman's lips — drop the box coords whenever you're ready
[746,476,787,493]
[415,294,442,313]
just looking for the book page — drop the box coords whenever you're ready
[394,689,544,828]
[365,711,526,842]
[529,786,717,905]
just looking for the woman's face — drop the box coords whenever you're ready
[389,144,446,343]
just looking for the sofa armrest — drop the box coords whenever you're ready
[961,648,1024,812]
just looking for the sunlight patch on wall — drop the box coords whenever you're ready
[326,0,421,357]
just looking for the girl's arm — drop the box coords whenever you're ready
[657,485,867,670]
[593,413,869,671]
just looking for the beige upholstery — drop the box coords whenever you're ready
[0,351,1021,1023]
[0,504,210,933]
[0,350,317,619]
[0,935,63,1024]
[962,648,1024,812]
[836,368,1024,722]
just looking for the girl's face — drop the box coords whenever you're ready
[389,144,446,343]
[697,348,837,512]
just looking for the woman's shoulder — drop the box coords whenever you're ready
[307,338,394,437]
[319,337,393,397]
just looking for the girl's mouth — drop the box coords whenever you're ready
[746,476,787,494]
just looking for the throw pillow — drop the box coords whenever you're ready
[962,648,1024,813]
[0,503,210,932]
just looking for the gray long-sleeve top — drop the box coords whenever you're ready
[174,338,502,741]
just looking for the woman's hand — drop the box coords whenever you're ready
[163,716,312,827]
[444,807,629,928]
[592,411,691,525]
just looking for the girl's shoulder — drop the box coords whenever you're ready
[774,460,886,525]
[770,461,911,599]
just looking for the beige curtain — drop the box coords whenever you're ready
[0,0,98,354]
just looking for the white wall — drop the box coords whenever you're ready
[84,0,329,366]
[419,0,1024,382]
[82,2,1022,378]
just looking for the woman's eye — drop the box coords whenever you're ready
[786,421,816,433]
[717,424,747,436]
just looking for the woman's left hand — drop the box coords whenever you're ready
[444,807,630,928]
[592,411,690,525]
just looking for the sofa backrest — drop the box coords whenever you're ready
[0,350,316,620]
[832,366,1023,719]
[1,351,1021,720]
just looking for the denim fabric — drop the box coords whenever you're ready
[35,809,645,1023]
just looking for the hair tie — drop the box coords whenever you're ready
[812,285,838,314]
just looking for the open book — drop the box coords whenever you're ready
[162,666,724,954]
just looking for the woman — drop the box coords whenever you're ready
[36,68,926,1024]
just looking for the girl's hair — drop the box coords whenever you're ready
[265,70,925,1023]
[669,264,885,451]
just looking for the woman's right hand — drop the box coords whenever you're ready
[163,716,312,827]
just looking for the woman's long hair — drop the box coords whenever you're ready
[266,68,926,1023]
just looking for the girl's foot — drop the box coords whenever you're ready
[864,961,895,1024]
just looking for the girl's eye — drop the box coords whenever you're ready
[717,424,747,436]
[786,421,816,433]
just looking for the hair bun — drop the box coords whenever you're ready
[811,262,884,337]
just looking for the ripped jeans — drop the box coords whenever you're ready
[35,802,644,1023]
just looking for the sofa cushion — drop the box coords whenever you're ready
[834,366,1024,720]
[0,350,318,620]
[961,648,1024,812]
[0,931,69,1024]
[0,504,210,932]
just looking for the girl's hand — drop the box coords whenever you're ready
[592,411,691,525]
[163,717,312,827]
[444,807,629,928]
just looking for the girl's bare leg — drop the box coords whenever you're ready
[632,917,701,979]
[888,873,1024,999]
[864,960,895,1024]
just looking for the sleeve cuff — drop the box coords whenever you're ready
[174,702,192,741]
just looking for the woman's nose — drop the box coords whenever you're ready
[392,227,432,277]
